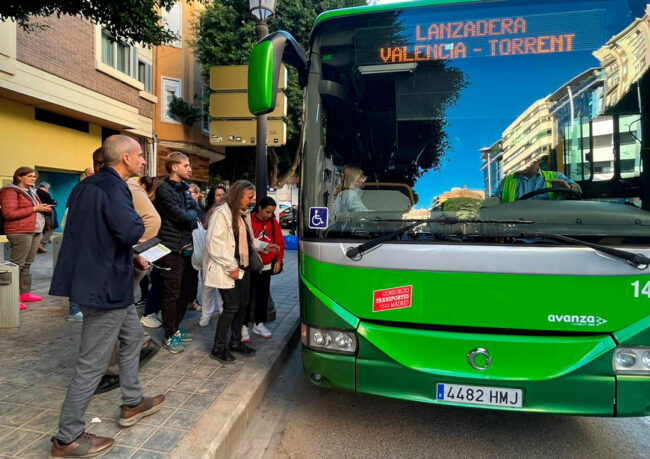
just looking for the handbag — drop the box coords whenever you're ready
[270,217,283,275]
[245,219,264,272]
[191,219,206,270]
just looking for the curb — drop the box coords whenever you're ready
[172,304,300,458]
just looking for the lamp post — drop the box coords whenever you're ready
[250,0,276,201]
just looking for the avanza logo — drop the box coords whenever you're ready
[547,314,608,327]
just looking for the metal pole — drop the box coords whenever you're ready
[255,20,269,201]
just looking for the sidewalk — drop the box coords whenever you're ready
[0,248,299,458]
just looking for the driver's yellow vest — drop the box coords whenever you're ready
[501,170,557,203]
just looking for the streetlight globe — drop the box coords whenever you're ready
[250,0,276,21]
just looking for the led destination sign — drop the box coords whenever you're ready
[355,9,605,65]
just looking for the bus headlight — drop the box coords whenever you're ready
[302,323,357,355]
[613,347,650,374]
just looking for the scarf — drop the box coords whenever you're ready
[237,213,249,268]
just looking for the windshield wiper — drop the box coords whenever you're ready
[346,217,534,260]
[523,233,650,270]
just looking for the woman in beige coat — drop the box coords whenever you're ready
[203,180,279,363]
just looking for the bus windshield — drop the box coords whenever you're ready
[301,0,650,243]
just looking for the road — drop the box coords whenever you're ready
[234,344,650,459]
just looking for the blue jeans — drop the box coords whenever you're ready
[69,301,81,316]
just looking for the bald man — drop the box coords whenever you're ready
[50,135,164,458]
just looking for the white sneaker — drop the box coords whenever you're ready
[199,315,210,327]
[140,313,162,328]
[252,323,272,339]
[241,325,250,342]
[66,311,83,322]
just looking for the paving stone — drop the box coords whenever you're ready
[22,409,60,433]
[0,403,21,417]
[13,433,52,458]
[0,429,43,455]
[114,423,157,448]
[163,409,202,430]
[136,407,175,427]
[171,376,204,393]
[0,406,44,428]
[0,384,24,400]
[142,427,186,453]
[129,450,168,459]
[102,445,136,459]
[180,393,217,412]
[159,390,192,409]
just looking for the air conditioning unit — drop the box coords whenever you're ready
[0,262,20,330]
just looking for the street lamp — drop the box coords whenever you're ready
[250,0,277,201]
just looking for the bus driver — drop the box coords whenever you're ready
[496,158,581,203]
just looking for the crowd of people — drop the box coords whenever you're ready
[0,135,287,458]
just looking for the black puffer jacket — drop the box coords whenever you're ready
[155,178,199,252]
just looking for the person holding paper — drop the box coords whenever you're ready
[49,135,164,458]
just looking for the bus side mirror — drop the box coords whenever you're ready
[248,30,308,116]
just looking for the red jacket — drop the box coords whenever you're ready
[0,185,41,234]
[251,211,285,266]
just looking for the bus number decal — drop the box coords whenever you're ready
[631,280,650,298]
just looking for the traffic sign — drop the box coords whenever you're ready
[209,65,287,91]
[210,92,287,119]
[209,119,287,146]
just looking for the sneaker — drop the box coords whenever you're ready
[140,314,162,328]
[163,335,184,354]
[20,292,42,302]
[50,431,114,458]
[199,316,210,327]
[19,302,26,310]
[252,323,272,339]
[37,244,48,254]
[241,325,250,343]
[118,394,165,427]
[176,328,192,342]
[66,312,83,322]
[190,302,202,312]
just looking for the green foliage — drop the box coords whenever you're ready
[442,198,483,218]
[192,0,366,183]
[0,0,202,45]
[169,96,202,127]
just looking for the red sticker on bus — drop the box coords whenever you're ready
[372,285,413,312]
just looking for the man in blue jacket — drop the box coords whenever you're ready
[49,135,164,458]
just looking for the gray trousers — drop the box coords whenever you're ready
[7,233,43,294]
[57,305,144,443]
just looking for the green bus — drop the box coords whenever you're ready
[248,0,650,416]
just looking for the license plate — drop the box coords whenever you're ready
[436,383,523,408]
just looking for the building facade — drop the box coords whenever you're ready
[153,0,224,185]
[0,15,155,208]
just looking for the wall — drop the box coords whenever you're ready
[0,97,101,183]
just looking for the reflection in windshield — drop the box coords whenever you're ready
[302,0,650,242]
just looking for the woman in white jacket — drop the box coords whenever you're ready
[203,180,279,363]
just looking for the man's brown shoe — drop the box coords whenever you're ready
[50,432,114,458]
[118,394,165,427]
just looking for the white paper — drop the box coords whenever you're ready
[91,417,102,423]
[140,243,171,263]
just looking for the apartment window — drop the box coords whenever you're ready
[162,2,182,48]
[162,77,182,123]
[101,30,136,78]
[138,60,152,93]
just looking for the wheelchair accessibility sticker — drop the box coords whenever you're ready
[308,207,328,229]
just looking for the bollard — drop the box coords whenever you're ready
[0,261,20,330]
